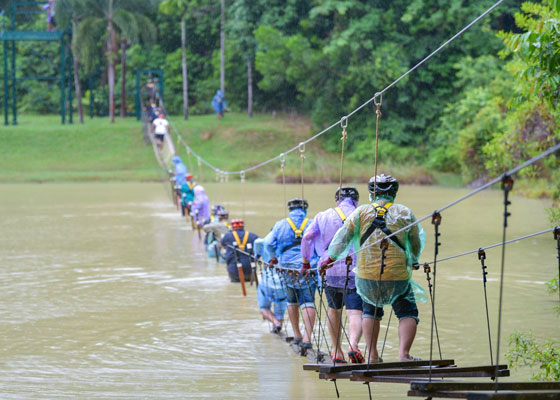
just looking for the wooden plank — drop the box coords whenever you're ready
[411,381,560,392]
[351,376,423,384]
[408,390,468,398]
[467,391,560,400]
[303,363,331,371]
[318,359,456,373]
[353,366,509,379]
[319,372,353,380]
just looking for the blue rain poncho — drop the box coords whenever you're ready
[211,90,226,115]
[264,208,317,289]
[171,156,188,186]
[254,238,288,303]
[328,196,427,307]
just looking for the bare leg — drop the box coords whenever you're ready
[301,306,316,343]
[363,317,381,362]
[327,307,344,359]
[288,305,302,340]
[398,317,417,360]
[347,309,363,351]
[260,309,281,326]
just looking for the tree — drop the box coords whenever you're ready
[160,0,192,120]
[69,0,156,123]
[220,0,226,96]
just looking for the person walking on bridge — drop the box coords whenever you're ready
[152,113,170,149]
[324,174,426,363]
[180,173,197,215]
[303,187,364,364]
[221,219,258,282]
[191,185,210,227]
[264,198,317,354]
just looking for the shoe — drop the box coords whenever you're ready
[272,324,282,334]
[291,338,302,346]
[348,349,365,364]
[399,356,421,362]
[300,341,312,350]
[331,353,347,364]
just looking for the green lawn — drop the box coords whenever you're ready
[0,112,438,184]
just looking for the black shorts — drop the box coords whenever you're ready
[155,133,164,141]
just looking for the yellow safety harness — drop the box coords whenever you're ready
[360,202,405,251]
[334,207,347,222]
[223,221,231,230]
[186,181,196,190]
[286,217,309,238]
[232,230,249,250]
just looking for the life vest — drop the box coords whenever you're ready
[360,202,406,251]
[232,230,249,251]
[334,207,347,222]
[281,217,309,253]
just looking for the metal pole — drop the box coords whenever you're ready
[68,39,73,124]
[3,41,8,126]
[60,34,66,124]
[135,70,140,120]
[11,39,16,125]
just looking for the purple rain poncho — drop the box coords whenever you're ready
[301,197,358,289]
[191,185,210,223]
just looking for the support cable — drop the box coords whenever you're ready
[555,226,560,305]
[478,248,494,366]
[495,175,514,391]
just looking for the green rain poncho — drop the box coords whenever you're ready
[328,196,427,307]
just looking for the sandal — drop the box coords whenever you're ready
[331,353,347,364]
[272,324,282,334]
[300,341,312,350]
[348,349,365,364]
[291,338,302,346]
[399,356,422,362]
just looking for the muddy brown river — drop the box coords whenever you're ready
[0,182,557,399]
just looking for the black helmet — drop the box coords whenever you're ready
[211,205,224,216]
[335,186,359,202]
[368,174,399,199]
[217,208,229,219]
[287,198,308,211]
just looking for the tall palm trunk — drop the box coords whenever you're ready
[247,58,252,117]
[71,19,84,123]
[107,0,116,123]
[73,55,84,123]
[220,0,225,95]
[120,38,127,118]
[181,14,188,120]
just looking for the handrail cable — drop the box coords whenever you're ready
[350,142,560,263]
[423,228,555,266]
[162,0,506,176]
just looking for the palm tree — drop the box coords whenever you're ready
[160,0,191,120]
[66,0,156,123]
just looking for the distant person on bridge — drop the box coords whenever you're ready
[191,185,210,227]
[171,156,188,211]
[325,174,426,363]
[302,186,364,364]
[211,90,226,119]
[254,238,288,334]
[203,207,230,261]
[43,0,56,31]
[152,113,169,149]
[221,218,258,282]
[180,173,197,215]
[264,198,317,354]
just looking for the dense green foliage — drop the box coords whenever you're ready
[1,0,558,199]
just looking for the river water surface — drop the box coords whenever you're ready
[0,182,558,399]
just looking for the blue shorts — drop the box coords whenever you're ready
[325,286,363,311]
[286,285,316,309]
[257,286,287,321]
[362,283,419,323]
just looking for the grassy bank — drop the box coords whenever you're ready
[0,113,451,184]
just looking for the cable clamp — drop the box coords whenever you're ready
[478,248,486,261]
[240,171,245,183]
[298,142,306,153]
[431,211,442,226]
[374,92,382,107]
[340,115,348,129]
[501,174,514,192]
[554,226,559,240]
